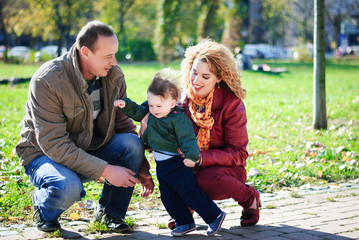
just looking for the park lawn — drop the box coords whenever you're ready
[0,60,358,224]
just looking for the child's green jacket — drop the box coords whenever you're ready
[120,98,200,162]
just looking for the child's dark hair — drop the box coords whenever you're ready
[148,68,180,100]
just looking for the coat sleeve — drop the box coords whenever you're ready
[120,98,149,122]
[174,113,200,162]
[114,73,137,134]
[29,78,107,181]
[201,98,249,167]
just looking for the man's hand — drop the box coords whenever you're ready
[137,157,154,198]
[183,158,196,167]
[139,176,154,198]
[114,99,126,108]
[101,164,141,187]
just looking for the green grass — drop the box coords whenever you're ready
[243,60,359,192]
[0,59,358,225]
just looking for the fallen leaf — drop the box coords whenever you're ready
[0,176,9,181]
[310,151,317,157]
[69,212,80,221]
[252,149,266,155]
[317,170,323,178]
[266,147,277,152]
[24,205,32,211]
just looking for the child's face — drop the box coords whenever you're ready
[147,92,176,119]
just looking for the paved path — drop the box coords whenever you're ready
[1,183,359,240]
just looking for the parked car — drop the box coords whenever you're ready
[8,46,32,62]
[35,45,67,62]
[243,44,262,59]
[243,44,288,59]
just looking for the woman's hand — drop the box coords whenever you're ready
[183,158,197,167]
[140,113,150,137]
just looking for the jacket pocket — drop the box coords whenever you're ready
[63,105,86,133]
[63,105,85,119]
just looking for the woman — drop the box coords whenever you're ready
[170,39,260,228]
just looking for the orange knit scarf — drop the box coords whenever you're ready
[187,85,215,150]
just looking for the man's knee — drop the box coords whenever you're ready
[123,135,144,156]
[46,176,85,204]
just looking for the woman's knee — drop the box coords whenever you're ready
[196,169,219,197]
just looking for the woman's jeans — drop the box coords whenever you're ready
[196,165,256,209]
[24,133,144,222]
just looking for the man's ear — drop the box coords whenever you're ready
[80,46,90,58]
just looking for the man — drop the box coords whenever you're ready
[16,21,154,233]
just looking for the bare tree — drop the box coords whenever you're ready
[290,0,314,43]
[313,0,327,130]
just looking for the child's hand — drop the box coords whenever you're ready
[114,99,126,108]
[183,159,196,167]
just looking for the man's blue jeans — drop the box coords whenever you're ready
[24,133,144,222]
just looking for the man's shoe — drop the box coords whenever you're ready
[94,209,130,233]
[32,196,61,232]
[171,223,197,236]
[240,189,260,227]
[207,211,226,236]
[104,215,130,233]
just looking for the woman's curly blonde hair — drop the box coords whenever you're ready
[181,39,246,99]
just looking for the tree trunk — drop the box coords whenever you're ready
[0,1,8,62]
[53,1,66,57]
[313,0,327,129]
[119,0,134,60]
[200,0,219,39]
[158,0,181,66]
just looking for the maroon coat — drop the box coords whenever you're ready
[181,86,249,169]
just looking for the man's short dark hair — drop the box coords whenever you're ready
[76,21,115,52]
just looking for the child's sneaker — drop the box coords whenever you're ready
[171,222,197,236]
[207,211,226,236]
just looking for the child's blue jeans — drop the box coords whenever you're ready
[156,154,221,226]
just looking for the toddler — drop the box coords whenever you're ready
[114,68,226,236]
